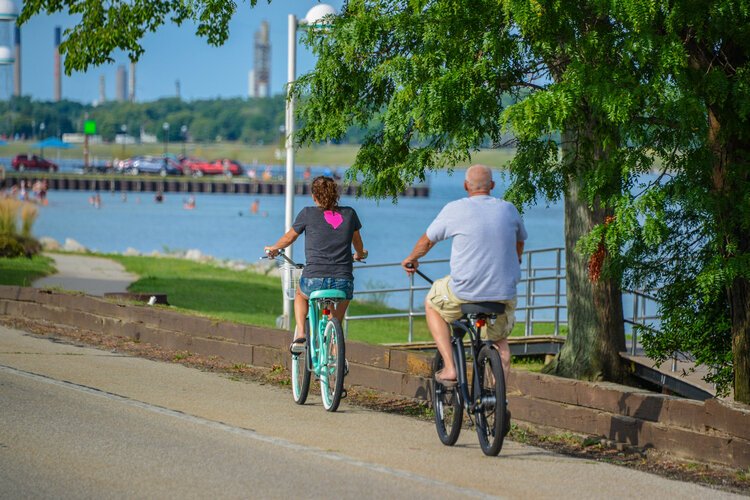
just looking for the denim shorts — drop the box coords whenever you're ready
[299,277,354,300]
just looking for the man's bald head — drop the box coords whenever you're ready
[464,164,494,194]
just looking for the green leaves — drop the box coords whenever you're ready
[295,0,523,199]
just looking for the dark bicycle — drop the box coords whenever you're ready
[409,265,509,456]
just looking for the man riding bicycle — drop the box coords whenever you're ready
[401,164,527,388]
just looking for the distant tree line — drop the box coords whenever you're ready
[0,96,370,145]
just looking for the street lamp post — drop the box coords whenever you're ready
[281,3,337,329]
[121,124,127,158]
[39,122,46,157]
[162,122,170,155]
[181,125,188,157]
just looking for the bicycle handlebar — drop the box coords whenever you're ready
[405,263,434,284]
[264,248,367,266]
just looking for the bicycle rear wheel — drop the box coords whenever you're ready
[474,345,507,456]
[320,318,345,412]
[291,320,311,404]
[432,351,463,446]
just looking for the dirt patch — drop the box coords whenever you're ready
[2,315,748,496]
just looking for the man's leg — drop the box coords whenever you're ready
[425,295,455,380]
[493,338,511,383]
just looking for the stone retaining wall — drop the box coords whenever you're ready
[1,285,748,469]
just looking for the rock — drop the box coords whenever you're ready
[39,237,60,251]
[63,238,87,253]
[185,249,203,261]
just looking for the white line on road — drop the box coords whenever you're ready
[0,363,501,499]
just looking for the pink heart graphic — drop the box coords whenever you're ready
[324,210,344,229]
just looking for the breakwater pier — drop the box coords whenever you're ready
[0,172,430,198]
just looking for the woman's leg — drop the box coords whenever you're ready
[332,300,350,322]
[293,288,309,340]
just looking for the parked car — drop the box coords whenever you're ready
[182,157,243,177]
[114,156,142,174]
[123,156,183,176]
[11,154,58,172]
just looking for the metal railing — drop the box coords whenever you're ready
[344,247,571,342]
[344,247,662,349]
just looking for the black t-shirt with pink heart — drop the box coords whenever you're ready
[292,205,362,280]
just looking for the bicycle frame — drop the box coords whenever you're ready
[449,317,495,416]
[305,295,344,377]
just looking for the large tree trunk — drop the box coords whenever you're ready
[706,106,750,403]
[543,129,627,382]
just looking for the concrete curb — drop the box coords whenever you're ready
[2,285,748,469]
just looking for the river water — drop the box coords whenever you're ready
[31,168,566,311]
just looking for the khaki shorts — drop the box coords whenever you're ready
[425,276,516,341]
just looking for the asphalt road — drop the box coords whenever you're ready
[0,324,740,499]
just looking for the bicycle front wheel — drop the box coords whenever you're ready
[319,317,345,412]
[474,345,508,456]
[432,351,463,446]
[291,320,311,404]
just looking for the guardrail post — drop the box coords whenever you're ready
[631,292,639,356]
[408,272,414,343]
[524,253,532,336]
[554,248,561,336]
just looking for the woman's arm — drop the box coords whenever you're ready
[352,230,368,261]
[264,228,300,257]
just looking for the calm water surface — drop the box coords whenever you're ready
[33,169,565,304]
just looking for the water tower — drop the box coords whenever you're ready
[0,0,16,100]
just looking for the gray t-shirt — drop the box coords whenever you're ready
[426,195,527,301]
[293,205,362,280]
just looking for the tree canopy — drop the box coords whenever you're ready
[17,0,750,402]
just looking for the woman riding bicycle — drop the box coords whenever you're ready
[265,176,367,353]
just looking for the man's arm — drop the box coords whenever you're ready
[517,240,525,263]
[401,233,436,273]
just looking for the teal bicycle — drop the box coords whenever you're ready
[268,250,347,412]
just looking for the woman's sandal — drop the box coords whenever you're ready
[289,337,307,355]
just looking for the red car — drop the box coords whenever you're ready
[12,154,58,172]
[182,158,243,177]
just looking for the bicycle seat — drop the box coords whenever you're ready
[461,302,506,316]
[309,289,347,300]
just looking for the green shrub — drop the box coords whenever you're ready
[0,235,26,258]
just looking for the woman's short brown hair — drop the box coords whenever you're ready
[311,176,340,211]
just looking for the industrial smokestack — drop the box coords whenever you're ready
[128,61,135,102]
[253,20,271,98]
[13,26,20,97]
[115,65,127,102]
[99,74,105,104]
[54,26,61,101]
[175,79,180,100]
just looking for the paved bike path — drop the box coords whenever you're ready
[0,324,738,499]
[33,253,137,296]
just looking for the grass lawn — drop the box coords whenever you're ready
[0,255,56,286]
[109,254,432,344]
[109,254,565,346]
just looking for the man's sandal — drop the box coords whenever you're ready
[434,368,458,388]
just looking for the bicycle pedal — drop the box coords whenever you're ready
[344,359,349,376]
[341,389,348,399]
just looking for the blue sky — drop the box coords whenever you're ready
[12,0,344,103]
